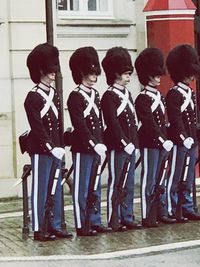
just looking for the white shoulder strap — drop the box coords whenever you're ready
[145,91,163,113]
[79,89,100,118]
[177,87,194,112]
[37,88,58,119]
[137,90,164,130]
[113,88,134,116]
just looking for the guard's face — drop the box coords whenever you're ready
[116,71,132,86]
[183,75,195,85]
[41,72,56,86]
[149,75,161,87]
[82,73,98,87]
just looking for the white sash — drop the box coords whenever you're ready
[112,88,134,116]
[79,89,100,118]
[145,90,165,114]
[176,85,194,112]
[137,88,165,130]
[37,88,58,119]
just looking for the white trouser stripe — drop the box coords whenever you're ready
[108,150,115,222]
[33,154,39,231]
[167,145,177,215]
[142,148,148,219]
[74,153,81,228]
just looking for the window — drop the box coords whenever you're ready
[57,0,113,19]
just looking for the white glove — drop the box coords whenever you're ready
[94,143,107,156]
[162,140,173,152]
[183,137,194,149]
[124,143,135,155]
[50,147,65,160]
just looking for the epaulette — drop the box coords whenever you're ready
[139,90,146,95]
[74,87,79,92]
[31,85,38,92]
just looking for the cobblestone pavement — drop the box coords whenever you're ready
[0,189,200,260]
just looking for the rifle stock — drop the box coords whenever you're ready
[109,157,130,231]
[82,156,101,235]
[22,164,32,239]
[145,158,168,227]
[42,159,61,234]
[176,155,190,221]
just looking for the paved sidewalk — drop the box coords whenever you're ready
[1,187,200,259]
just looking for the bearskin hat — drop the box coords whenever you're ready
[134,48,165,86]
[102,47,134,85]
[69,46,101,84]
[27,42,60,84]
[166,44,200,83]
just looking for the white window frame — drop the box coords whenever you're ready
[57,0,114,19]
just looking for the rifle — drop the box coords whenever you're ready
[21,164,32,239]
[61,165,73,191]
[82,155,102,235]
[144,158,168,227]
[176,154,190,221]
[42,158,61,234]
[109,157,131,231]
[61,157,108,189]
[135,155,141,169]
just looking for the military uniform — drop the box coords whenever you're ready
[166,82,197,217]
[101,83,139,229]
[135,48,174,227]
[24,82,62,232]
[67,46,106,236]
[135,85,170,223]
[25,43,72,241]
[67,84,104,230]
[101,47,141,230]
[166,44,200,221]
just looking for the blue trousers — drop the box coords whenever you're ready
[166,145,196,216]
[107,150,136,225]
[31,154,62,232]
[140,148,169,220]
[72,153,102,230]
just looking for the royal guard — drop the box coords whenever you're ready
[67,46,108,236]
[166,44,200,221]
[134,48,176,227]
[101,47,142,231]
[25,43,73,241]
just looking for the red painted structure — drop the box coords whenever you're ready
[143,0,196,95]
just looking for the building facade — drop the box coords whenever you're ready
[0,0,147,197]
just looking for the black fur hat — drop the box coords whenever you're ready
[102,47,134,85]
[166,44,200,83]
[27,42,60,84]
[134,48,165,86]
[69,46,101,84]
